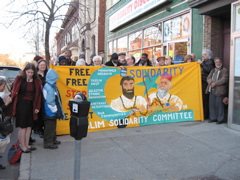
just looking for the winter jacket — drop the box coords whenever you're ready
[8,75,42,120]
[134,59,152,66]
[42,69,65,120]
[201,59,215,82]
[205,67,229,96]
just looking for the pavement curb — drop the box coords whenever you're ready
[18,152,31,180]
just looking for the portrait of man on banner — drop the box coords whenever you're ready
[148,73,183,113]
[110,76,148,116]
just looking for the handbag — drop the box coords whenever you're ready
[0,108,13,136]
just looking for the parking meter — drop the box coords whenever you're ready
[69,93,90,140]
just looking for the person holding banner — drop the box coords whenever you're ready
[183,54,193,63]
[134,53,152,66]
[105,53,122,66]
[110,76,148,116]
[206,58,228,124]
[92,55,105,66]
[198,49,215,119]
[148,73,183,113]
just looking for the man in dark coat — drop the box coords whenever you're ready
[134,53,152,66]
[198,49,215,119]
[105,53,122,66]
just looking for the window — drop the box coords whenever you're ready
[117,36,127,53]
[143,24,162,47]
[108,41,113,55]
[129,31,142,50]
[113,40,117,52]
[72,24,79,42]
[164,14,190,42]
[108,13,191,63]
[129,50,142,61]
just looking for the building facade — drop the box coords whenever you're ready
[105,0,203,63]
[55,0,106,63]
[105,0,240,129]
[188,0,240,130]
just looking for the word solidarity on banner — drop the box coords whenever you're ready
[52,62,203,135]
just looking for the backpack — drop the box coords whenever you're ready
[8,140,23,164]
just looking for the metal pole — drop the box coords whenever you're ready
[74,140,81,179]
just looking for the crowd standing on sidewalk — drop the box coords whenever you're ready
[0,46,229,171]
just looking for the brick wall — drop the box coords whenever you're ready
[203,15,223,58]
[98,0,106,53]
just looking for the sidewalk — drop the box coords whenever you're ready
[19,121,240,179]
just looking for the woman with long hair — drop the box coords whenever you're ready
[10,63,42,153]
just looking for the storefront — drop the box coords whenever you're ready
[188,0,236,70]
[105,0,203,62]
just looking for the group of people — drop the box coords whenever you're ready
[56,48,228,125]
[198,49,229,124]
[0,58,66,170]
[57,50,105,67]
[56,49,197,67]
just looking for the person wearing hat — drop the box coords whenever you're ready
[148,73,183,112]
[105,53,122,66]
[58,56,68,66]
[118,52,127,66]
[89,54,96,66]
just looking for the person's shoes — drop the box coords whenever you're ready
[29,137,36,145]
[29,146,37,151]
[53,140,61,145]
[34,130,40,134]
[0,164,5,170]
[44,145,58,149]
[208,119,217,123]
[216,121,223,124]
[21,148,31,153]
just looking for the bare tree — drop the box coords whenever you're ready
[3,0,84,65]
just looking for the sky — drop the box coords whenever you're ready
[0,1,69,62]
[0,2,33,61]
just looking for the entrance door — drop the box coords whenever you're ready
[228,1,240,130]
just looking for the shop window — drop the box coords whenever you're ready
[129,50,142,61]
[108,41,113,55]
[181,14,191,38]
[153,46,163,60]
[143,48,153,61]
[174,42,187,59]
[117,36,127,53]
[234,5,240,31]
[164,13,190,42]
[143,24,162,47]
[113,40,117,52]
[129,31,142,50]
